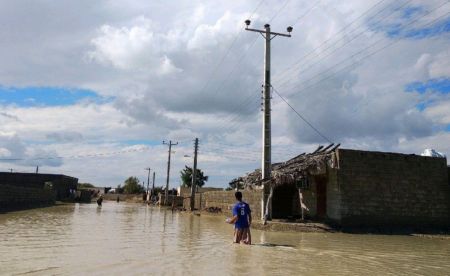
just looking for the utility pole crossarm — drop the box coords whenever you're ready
[245,27,292,38]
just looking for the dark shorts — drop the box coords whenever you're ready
[234,227,251,245]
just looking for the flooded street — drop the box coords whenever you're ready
[1,203,450,275]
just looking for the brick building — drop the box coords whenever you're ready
[239,148,450,228]
[0,172,78,201]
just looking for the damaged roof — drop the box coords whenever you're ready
[235,143,340,189]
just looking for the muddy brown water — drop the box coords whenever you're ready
[1,202,449,275]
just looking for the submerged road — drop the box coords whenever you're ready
[1,202,449,275]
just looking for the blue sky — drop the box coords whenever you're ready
[406,77,450,94]
[406,78,450,112]
[0,86,107,107]
[381,4,450,39]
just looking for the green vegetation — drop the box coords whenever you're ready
[227,178,244,191]
[152,186,164,195]
[180,166,208,188]
[122,176,145,194]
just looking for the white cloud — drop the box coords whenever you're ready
[0,0,449,186]
[87,17,182,75]
[424,99,450,125]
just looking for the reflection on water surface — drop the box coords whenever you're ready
[1,202,449,275]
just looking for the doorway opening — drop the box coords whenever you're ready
[272,183,299,219]
[316,177,327,219]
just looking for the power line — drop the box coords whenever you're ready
[195,0,265,98]
[272,86,333,144]
[207,0,295,125]
[205,0,388,136]
[273,0,390,84]
[0,146,151,161]
[266,6,449,147]
[268,0,291,23]
[291,0,323,27]
[211,34,260,97]
[195,0,297,134]
[274,0,412,87]
[283,3,450,98]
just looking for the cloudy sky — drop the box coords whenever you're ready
[0,0,449,188]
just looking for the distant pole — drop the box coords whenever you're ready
[36,166,39,174]
[145,167,151,195]
[190,138,199,211]
[9,168,13,173]
[151,171,155,197]
[163,140,178,205]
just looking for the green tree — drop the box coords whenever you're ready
[228,177,244,191]
[180,166,208,188]
[116,184,124,194]
[123,176,144,194]
[152,186,164,195]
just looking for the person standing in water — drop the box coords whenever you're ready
[97,195,103,206]
[227,191,252,245]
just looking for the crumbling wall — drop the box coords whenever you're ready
[336,149,450,228]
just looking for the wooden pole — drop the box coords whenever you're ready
[263,185,273,225]
[299,188,304,221]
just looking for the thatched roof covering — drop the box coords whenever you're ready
[238,144,340,189]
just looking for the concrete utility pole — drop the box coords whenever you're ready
[145,167,151,194]
[245,20,292,180]
[190,138,199,211]
[245,20,292,220]
[163,140,178,205]
[36,166,39,174]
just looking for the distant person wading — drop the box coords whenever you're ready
[97,195,103,206]
[226,191,252,245]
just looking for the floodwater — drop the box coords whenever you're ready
[1,203,450,276]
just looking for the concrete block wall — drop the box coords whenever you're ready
[182,193,203,210]
[326,168,341,222]
[182,190,262,218]
[201,190,263,218]
[158,194,184,206]
[336,149,450,227]
[0,184,55,210]
[177,186,223,197]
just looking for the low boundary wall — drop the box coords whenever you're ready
[0,184,55,211]
[183,190,263,219]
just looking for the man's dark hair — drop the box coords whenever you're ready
[235,191,242,200]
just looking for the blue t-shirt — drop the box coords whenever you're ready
[232,201,251,229]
